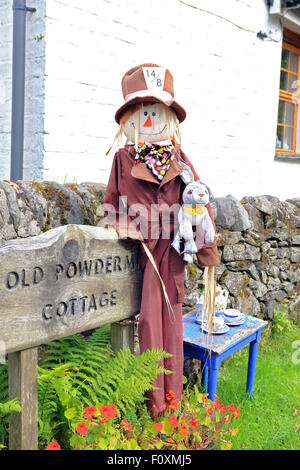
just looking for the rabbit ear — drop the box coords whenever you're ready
[178,161,194,184]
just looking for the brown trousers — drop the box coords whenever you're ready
[138,238,185,413]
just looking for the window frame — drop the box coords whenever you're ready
[276,41,300,157]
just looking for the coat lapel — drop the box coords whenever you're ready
[126,144,183,186]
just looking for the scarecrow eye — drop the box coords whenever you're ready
[187,189,193,195]
[144,111,148,116]
[152,112,156,116]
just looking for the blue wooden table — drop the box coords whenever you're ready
[183,311,267,400]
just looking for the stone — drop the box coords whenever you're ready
[241,199,265,233]
[286,198,300,209]
[232,291,261,316]
[248,279,268,298]
[216,263,226,279]
[0,181,21,232]
[216,229,243,246]
[267,277,281,291]
[261,241,271,254]
[268,247,278,257]
[291,247,300,262]
[244,244,260,261]
[282,282,294,296]
[222,271,245,297]
[292,234,300,245]
[278,241,289,246]
[244,232,261,247]
[7,182,41,237]
[262,290,286,302]
[266,300,279,319]
[222,244,245,261]
[280,271,288,281]
[266,264,280,277]
[274,258,291,271]
[0,188,18,242]
[277,247,290,259]
[242,195,277,215]
[214,195,251,231]
[265,228,290,243]
[16,181,48,230]
[288,264,300,283]
[261,271,268,284]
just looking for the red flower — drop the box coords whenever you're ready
[227,403,236,412]
[100,404,116,420]
[121,419,133,432]
[166,390,175,401]
[169,414,178,429]
[76,422,88,436]
[190,419,198,429]
[219,405,227,414]
[207,407,214,416]
[99,417,105,424]
[202,396,208,403]
[169,399,180,411]
[46,441,61,450]
[179,424,188,437]
[234,407,240,420]
[154,422,163,432]
[84,405,97,421]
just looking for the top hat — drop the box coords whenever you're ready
[115,63,186,124]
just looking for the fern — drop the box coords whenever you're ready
[0,324,173,449]
[0,397,21,448]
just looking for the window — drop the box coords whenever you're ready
[276,41,300,156]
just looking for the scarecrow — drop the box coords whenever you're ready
[104,64,219,414]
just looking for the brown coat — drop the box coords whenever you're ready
[104,143,219,268]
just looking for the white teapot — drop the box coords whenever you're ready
[196,285,229,323]
[214,285,229,313]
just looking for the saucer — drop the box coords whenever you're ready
[200,323,229,335]
[224,313,245,326]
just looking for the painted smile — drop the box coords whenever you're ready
[132,123,166,135]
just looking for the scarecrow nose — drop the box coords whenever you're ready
[144,115,152,127]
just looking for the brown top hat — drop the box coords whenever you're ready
[115,63,186,124]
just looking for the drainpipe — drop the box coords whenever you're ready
[10,0,36,181]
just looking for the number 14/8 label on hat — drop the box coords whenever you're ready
[142,67,166,90]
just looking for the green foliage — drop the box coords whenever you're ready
[271,307,292,337]
[0,397,21,449]
[0,325,172,449]
[217,322,300,450]
[38,325,171,448]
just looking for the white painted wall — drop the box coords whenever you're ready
[0,0,13,178]
[1,0,300,199]
[0,0,46,181]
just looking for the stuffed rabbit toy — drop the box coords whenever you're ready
[172,162,215,263]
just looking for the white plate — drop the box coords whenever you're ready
[224,313,245,326]
[200,323,229,335]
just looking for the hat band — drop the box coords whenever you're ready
[124,89,173,104]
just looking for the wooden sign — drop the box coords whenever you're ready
[0,224,142,354]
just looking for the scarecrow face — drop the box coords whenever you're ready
[122,103,176,144]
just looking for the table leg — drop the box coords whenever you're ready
[202,361,208,392]
[207,365,219,400]
[246,330,261,399]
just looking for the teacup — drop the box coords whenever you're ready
[224,309,240,323]
[212,316,225,331]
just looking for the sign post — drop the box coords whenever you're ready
[0,224,142,449]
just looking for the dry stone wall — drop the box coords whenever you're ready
[0,181,299,319]
[185,194,300,319]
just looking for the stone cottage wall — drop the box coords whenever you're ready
[0,180,299,318]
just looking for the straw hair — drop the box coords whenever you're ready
[106,103,179,155]
[201,266,217,337]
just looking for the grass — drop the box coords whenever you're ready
[215,320,300,450]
